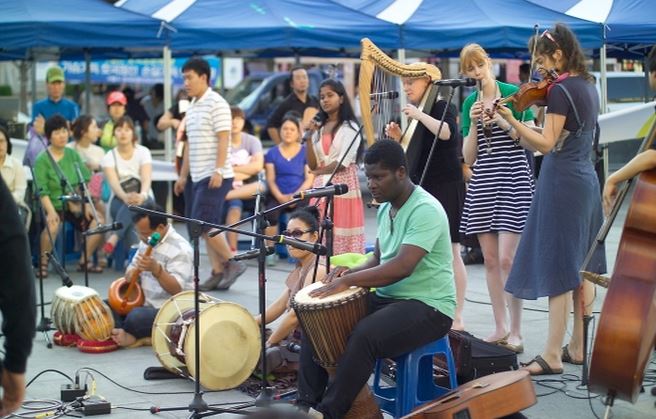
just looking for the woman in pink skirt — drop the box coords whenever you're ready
[305,79,365,255]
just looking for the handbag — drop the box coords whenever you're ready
[113,150,142,195]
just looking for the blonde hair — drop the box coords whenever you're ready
[459,43,489,74]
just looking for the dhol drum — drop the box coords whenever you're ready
[50,285,114,342]
[152,290,260,391]
[292,281,381,419]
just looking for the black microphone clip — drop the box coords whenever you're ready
[83,222,123,236]
[231,246,275,262]
[273,235,327,256]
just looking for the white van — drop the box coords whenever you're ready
[593,71,654,112]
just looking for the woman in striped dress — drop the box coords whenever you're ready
[459,44,535,352]
[306,79,365,255]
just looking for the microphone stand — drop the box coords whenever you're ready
[132,203,325,416]
[29,166,72,349]
[74,162,100,288]
[418,85,458,187]
[36,136,80,270]
[307,108,372,283]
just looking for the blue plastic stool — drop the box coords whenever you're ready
[373,336,458,418]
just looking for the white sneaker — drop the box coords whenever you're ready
[308,408,324,419]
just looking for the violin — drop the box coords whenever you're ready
[485,68,560,116]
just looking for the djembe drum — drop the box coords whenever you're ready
[152,290,260,390]
[50,285,114,342]
[292,281,382,419]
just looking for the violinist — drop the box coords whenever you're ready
[497,24,607,376]
[110,202,193,348]
[602,44,656,215]
[459,44,535,352]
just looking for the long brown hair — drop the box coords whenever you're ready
[529,23,593,82]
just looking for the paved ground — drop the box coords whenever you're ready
[12,189,656,419]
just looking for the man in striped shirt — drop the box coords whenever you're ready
[174,58,246,290]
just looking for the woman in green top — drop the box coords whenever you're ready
[459,44,535,353]
[34,115,105,277]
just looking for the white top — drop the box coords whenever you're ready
[66,142,105,171]
[185,88,234,182]
[127,225,193,309]
[0,155,27,203]
[312,121,360,168]
[101,144,152,182]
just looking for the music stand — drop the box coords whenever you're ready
[132,203,324,417]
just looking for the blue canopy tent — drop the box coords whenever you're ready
[334,0,603,50]
[115,0,399,51]
[0,0,165,51]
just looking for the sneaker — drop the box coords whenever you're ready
[198,271,223,291]
[266,253,278,267]
[216,260,247,290]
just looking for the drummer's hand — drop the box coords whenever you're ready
[135,254,159,273]
[322,266,350,284]
[309,276,350,299]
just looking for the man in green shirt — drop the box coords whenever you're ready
[297,139,456,419]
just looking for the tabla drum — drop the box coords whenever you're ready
[292,281,369,368]
[50,285,114,342]
[292,282,381,419]
[152,290,260,390]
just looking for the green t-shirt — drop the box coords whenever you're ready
[375,186,456,318]
[34,147,90,211]
[100,120,117,151]
[461,80,535,137]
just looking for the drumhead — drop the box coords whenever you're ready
[185,302,260,390]
[152,290,260,390]
[293,281,365,305]
[55,285,99,300]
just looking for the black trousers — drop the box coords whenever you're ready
[297,293,452,419]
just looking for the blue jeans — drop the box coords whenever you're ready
[112,306,158,339]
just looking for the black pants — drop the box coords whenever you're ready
[297,293,452,419]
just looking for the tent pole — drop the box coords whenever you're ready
[84,49,91,114]
[163,45,173,213]
[600,44,608,115]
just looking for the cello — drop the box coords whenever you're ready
[586,115,656,404]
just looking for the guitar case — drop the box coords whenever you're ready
[436,330,518,385]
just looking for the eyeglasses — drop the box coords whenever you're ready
[541,30,560,49]
[281,229,314,239]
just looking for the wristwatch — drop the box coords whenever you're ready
[215,167,224,176]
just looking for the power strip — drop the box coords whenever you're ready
[61,384,86,402]
[80,396,111,416]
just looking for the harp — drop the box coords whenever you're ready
[359,38,442,182]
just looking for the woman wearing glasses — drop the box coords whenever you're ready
[498,24,606,375]
[255,206,326,374]
[459,43,535,352]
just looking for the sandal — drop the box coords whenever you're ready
[77,262,104,274]
[520,355,563,376]
[561,344,584,365]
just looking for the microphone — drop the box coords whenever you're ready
[293,184,348,200]
[433,78,477,87]
[59,194,83,202]
[273,235,327,256]
[302,113,325,144]
[84,222,123,237]
[369,91,399,99]
[231,247,275,262]
[46,251,73,288]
